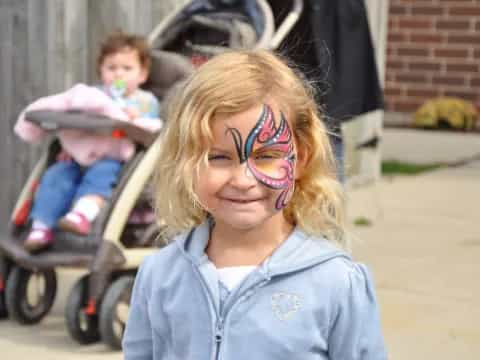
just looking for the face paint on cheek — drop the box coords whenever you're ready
[224,104,297,211]
[244,104,296,210]
[245,165,254,178]
[247,156,295,210]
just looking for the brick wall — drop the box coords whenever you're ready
[385,0,480,113]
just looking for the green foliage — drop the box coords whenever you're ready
[381,160,443,175]
[413,97,477,131]
[353,217,372,227]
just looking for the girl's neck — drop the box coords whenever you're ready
[206,216,294,268]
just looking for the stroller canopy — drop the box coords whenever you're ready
[149,0,274,60]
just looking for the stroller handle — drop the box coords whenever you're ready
[267,0,304,50]
[251,0,274,50]
[147,0,303,52]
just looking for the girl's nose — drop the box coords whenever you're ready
[229,163,257,189]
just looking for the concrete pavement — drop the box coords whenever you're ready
[0,129,479,359]
[348,128,479,359]
[0,268,122,360]
[349,159,480,359]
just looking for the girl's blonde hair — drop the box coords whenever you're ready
[155,49,346,247]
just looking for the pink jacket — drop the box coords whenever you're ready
[14,84,162,166]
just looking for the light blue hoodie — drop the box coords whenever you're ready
[123,222,387,359]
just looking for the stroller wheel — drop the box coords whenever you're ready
[65,275,101,344]
[99,275,135,350]
[5,266,57,324]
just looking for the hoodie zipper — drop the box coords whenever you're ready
[192,264,270,360]
[214,316,224,360]
[214,278,270,360]
[189,263,225,360]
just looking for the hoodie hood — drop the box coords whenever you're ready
[176,221,349,277]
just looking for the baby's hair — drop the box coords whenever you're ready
[155,49,346,248]
[96,30,151,76]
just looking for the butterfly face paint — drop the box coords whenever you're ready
[226,104,296,210]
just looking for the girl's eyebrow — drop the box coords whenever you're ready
[209,147,231,153]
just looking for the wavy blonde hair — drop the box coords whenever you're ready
[154,49,347,247]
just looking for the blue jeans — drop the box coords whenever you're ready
[30,159,122,227]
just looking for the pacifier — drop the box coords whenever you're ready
[109,79,128,137]
[109,79,127,99]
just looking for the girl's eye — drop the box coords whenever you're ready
[208,154,230,161]
[255,154,274,160]
[253,151,284,161]
[124,66,132,71]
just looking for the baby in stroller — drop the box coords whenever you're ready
[14,31,162,253]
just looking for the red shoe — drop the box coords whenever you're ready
[58,211,91,236]
[23,229,54,253]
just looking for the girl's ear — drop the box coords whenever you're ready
[295,146,309,179]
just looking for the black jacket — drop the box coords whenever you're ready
[272,0,384,128]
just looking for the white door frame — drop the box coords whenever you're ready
[343,0,389,187]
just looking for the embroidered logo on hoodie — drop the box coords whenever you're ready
[271,292,301,321]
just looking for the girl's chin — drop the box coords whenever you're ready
[211,211,283,232]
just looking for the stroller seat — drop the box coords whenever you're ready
[146,50,194,103]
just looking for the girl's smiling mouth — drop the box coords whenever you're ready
[220,197,264,204]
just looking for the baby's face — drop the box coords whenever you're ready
[100,47,148,96]
[194,102,298,231]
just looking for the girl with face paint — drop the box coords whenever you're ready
[123,50,387,360]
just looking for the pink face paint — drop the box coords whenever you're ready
[226,104,296,210]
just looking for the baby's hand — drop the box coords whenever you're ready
[124,107,140,120]
[56,149,73,162]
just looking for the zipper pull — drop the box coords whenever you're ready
[215,317,224,343]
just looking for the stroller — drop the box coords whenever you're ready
[0,0,303,350]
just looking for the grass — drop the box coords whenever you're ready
[381,160,444,175]
[353,216,372,227]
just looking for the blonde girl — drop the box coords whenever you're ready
[123,49,386,360]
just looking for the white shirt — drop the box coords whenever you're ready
[216,266,256,291]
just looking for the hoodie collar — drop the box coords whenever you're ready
[176,221,349,276]
[180,221,211,265]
